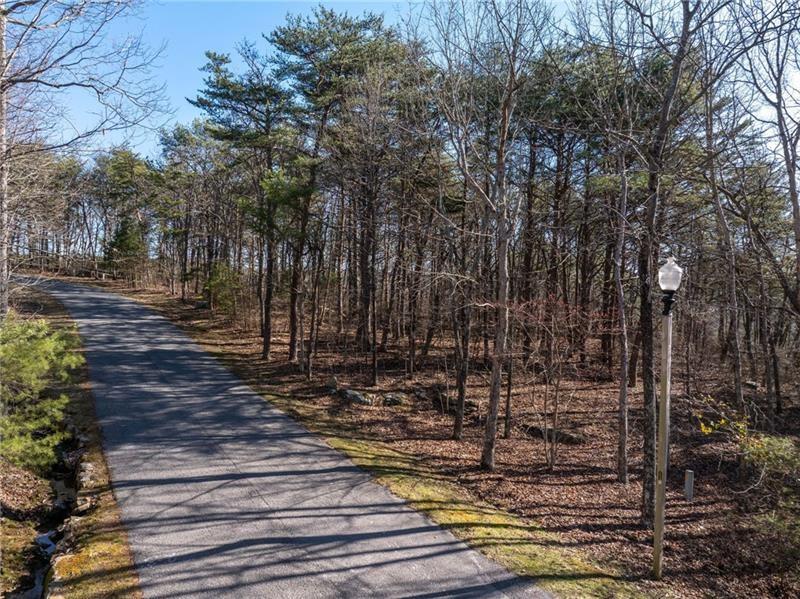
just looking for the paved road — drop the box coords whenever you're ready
[30,278,545,599]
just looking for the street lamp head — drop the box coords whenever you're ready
[658,257,683,292]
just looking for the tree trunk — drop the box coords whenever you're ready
[481,209,510,471]
[615,152,630,484]
[0,9,8,318]
[639,0,693,527]
[263,229,275,360]
[705,82,744,410]
[453,299,471,440]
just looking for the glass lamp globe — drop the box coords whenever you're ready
[658,257,683,292]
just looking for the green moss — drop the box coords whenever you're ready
[50,495,141,599]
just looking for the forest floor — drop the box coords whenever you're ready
[42,274,800,598]
[1,285,140,598]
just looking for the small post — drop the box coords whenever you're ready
[684,470,694,502]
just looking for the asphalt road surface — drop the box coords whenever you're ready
[29,278,547,599]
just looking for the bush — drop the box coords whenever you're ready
[0,314,83,474]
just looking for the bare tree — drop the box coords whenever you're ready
[571,0,647,485]
[741,0,800,315]
[620,0,768,525]
[0,0,164,315]
[429,0,552,470]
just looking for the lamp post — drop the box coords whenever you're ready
[653,256,683,580]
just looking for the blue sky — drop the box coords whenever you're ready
[90,1,415,157]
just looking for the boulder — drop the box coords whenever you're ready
[429,392,479,417]
[327,376,339,393]
[382,393,406,407]
[442,397,479,416]
[525,425,585,445]
[414,384,449,411]
[73,495,97,516]
[77,462,96,489]
[339,388,372,406]
[463,398,479,415]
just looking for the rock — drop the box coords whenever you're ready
[327,376,339,392]
[430,392,448,413]
[744,380,759,390]
[434,396,479,416]
[47,556,69,598]
[462,399,479,415]
[55,526,76,552]
[417,386,479,416]
[525,425,585,445]
[338,388,372,406]
[73,495,97,516]
[52,554,70,567]
[414,385,448,411]
[382,393,406,407]
[77,462,96,488]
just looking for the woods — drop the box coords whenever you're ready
[4,0,800,594]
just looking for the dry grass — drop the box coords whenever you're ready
[0,458,52,593]
[0,517,41,594]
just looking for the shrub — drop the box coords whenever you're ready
[744,434,800,474]
[0,314,83,474]
[696,400,799,550]
[742,433,800,562]
[743,434,800,494]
